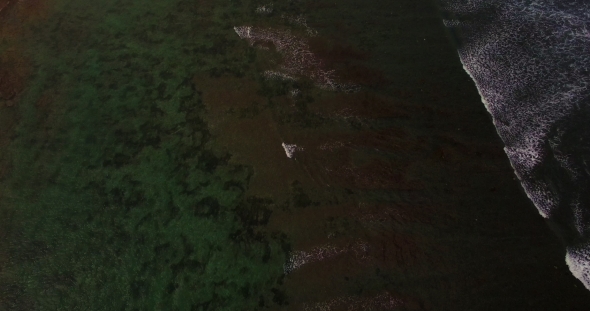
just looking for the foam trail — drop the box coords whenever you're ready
[438,0,590,290]
[233,25,359,92]
[302,292,403,311]
[284,241,370,274]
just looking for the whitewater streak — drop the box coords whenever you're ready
[438,0,590,290]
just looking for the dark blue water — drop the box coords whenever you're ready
[439,0,590,289]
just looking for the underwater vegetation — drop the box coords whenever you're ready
[0,0,295,310]
[2,0,590,310]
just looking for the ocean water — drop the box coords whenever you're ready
[438,0,590,292]
[0,0,590,310]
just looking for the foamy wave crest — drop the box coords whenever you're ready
[567,243,590,290]
[282,142,303,158]
[439,0,590,290]
[233,25,359,92]
[283,241,370,274]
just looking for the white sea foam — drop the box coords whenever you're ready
[283,240,370,274]
[441,0,590,290]
[281,13,318,37]
[233,26,252,40]
[566,243,590,290]
[302,292,403,311]
[442,19,460,27]
[290,88,301,98]
[283,244,345,274]
[572,197,589,237]
[234,25,359,92]
[282,142,303,158]
[263,70,296,81]
[255,4,273,15]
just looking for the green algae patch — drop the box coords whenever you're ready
[0,0,289,310]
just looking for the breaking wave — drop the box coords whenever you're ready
[438,0,590,290]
